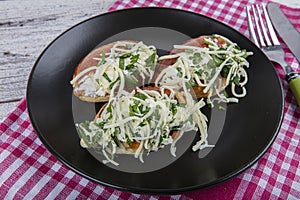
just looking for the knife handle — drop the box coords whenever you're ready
[286,72,300,107]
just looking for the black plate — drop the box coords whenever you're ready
[27,7,284,194]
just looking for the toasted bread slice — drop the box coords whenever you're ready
[72,40,155,102]
[154,35,227,98]
[93,85,182,152]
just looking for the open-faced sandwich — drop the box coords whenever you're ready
[75,86,211,165]
[70,41,158,102]
[73,34,253,166]
[154,34,252,105]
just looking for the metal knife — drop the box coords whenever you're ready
[268,3,300,106]
[267,3,300,63]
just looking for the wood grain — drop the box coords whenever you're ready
[0,0,115,120]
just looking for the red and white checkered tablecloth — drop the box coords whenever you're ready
[1,0,300,199]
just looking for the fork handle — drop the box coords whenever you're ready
[286,72,300,107]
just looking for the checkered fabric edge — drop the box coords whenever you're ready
[1,0,300,199]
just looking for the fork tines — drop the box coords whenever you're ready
[246,4,280,48]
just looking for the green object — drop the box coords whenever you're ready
[289,77,300,106]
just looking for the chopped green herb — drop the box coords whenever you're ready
[207,59,216,68]
[224,91,229,98]
[241,49,249,58]
[109,77,120,89]
[234,45,241,50]
[139,105,150,115]
[170,103,177,115]
[122,54,140,71]
[112,134,119,144]
[103,72,111,82]
[232,75,240,86]
[120,53,131,58]
[171,126,180,131]
[191,52,202,65]
[138,121,147,127]
[177,67,183,77]
[145,52,156,71]
[210,68,216,78]
[129,103,139,116]
[125,76,138,88]
[220,66,230,77]
[203,71,209,78]
[216,49,228,59]
[97,52,106,66]
[95,121,106,129]
[159,135,163,143]
[186,80,196,88]
[125,64,135,71]
[77,121,92,145]
[126,138,132,145]
[184,49,194,54]
[119,57,125,69]
[195,69,203,76]
[211,55,223,66]
[107,103,112,113]
[130,54,139,64]
[191,52,198,57]
[134,93,148,100]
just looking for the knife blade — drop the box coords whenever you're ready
[267,3,300,63]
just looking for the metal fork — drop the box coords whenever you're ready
[247,4,300,106]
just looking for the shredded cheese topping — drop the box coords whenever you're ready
[156,34,253,106]
[73,35,252,166]
[70,41,158,98]
[76,87,209,165]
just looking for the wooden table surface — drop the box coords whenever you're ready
[1,0,299,121]
[0,0,115,120]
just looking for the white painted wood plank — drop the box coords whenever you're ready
[0,0,115,120]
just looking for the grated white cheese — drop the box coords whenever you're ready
[74,35,252,166]
[71,41,158,98]
[76,86,208,165]
[155,35,252,105]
